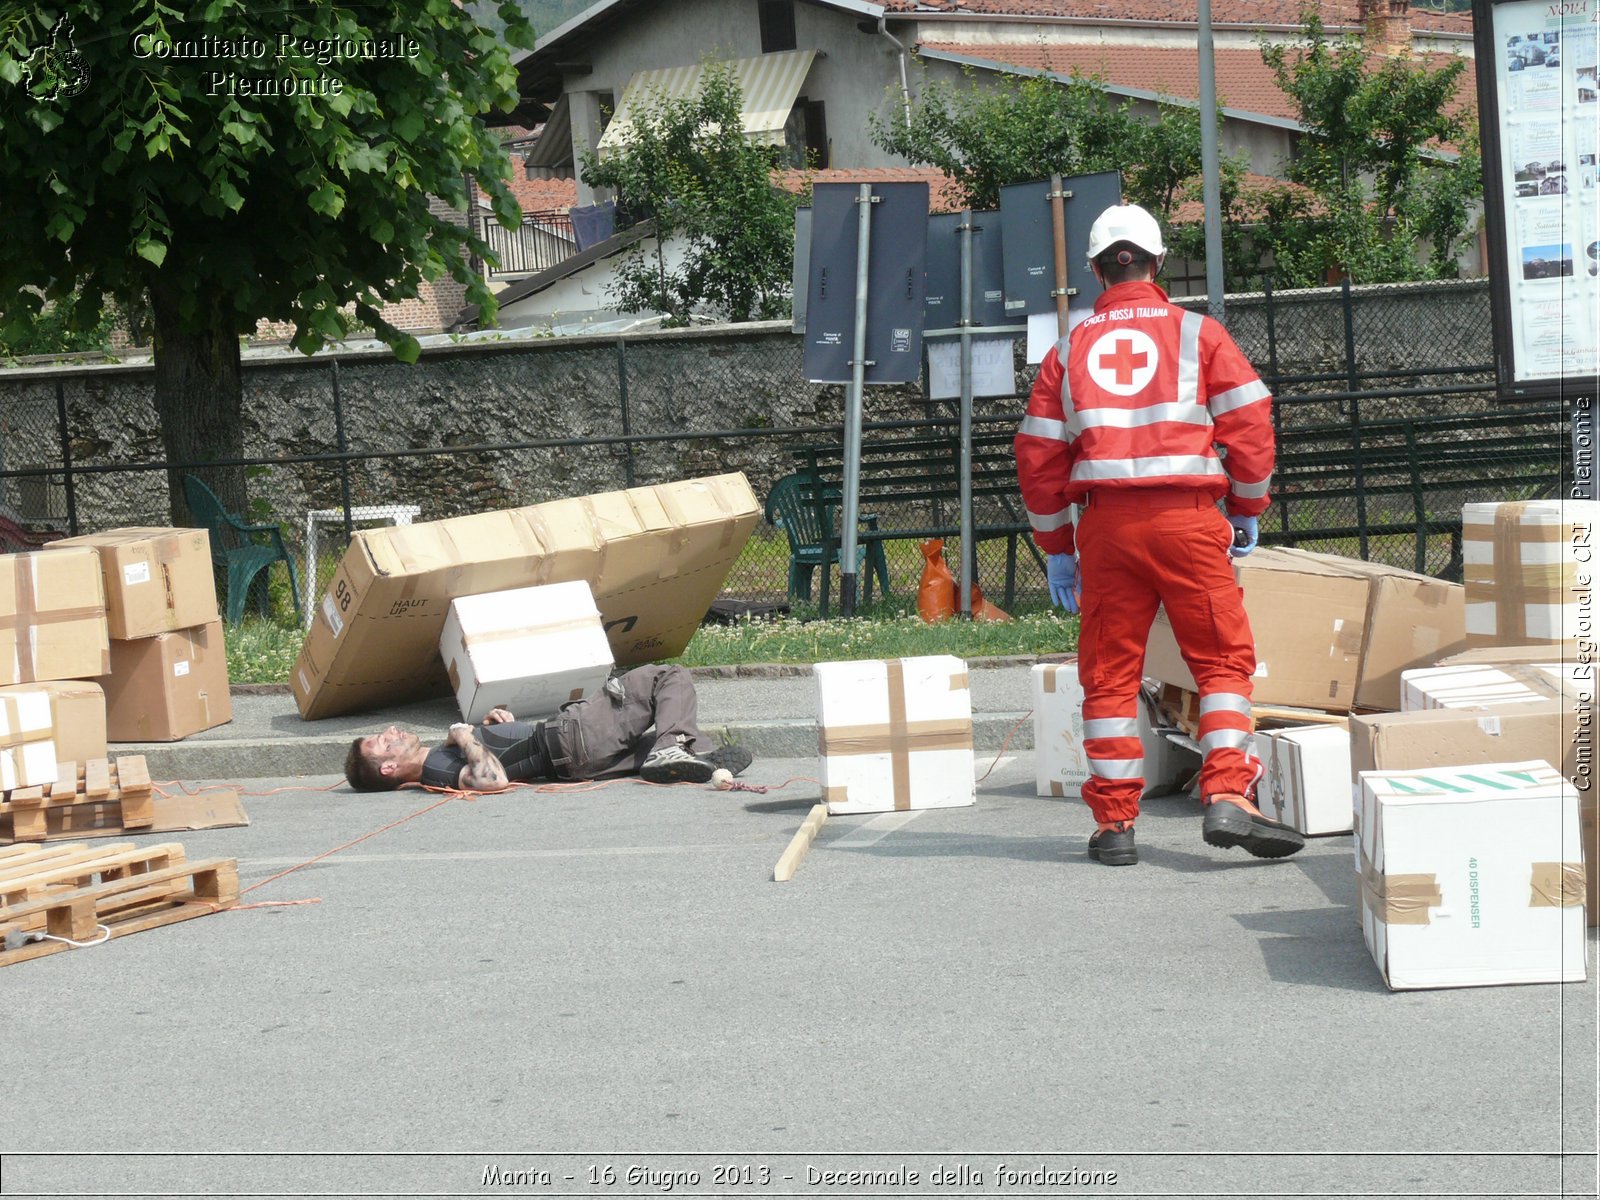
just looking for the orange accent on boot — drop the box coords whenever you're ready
[1204,792,1265,819]
[1096,819,1134,833]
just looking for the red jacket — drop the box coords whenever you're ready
[1015,280,1275,556]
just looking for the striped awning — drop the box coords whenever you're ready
[596,49,817,154]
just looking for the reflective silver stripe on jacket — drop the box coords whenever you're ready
[1018,414,1071,442]
[1075,401,1213,430]
[1226,472,1273,500]
[1210,379,1270,415]
[1176,311,1204,407]
[1083,717,1141,741]
[1057,341,1081,438]
[1201,727,1252,755]
[1199,692,1252,717]
[1027,505,1073,533]
[1088,756,1143,780]
[1071,455,1226,483]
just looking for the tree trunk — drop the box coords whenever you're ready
[150,285,246,526]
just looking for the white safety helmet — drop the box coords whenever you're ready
[1086,203,1165,264]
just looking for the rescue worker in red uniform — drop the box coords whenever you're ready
[1015,203,1305,867]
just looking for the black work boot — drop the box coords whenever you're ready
[1202,793,1305,859]
[1087,822,1138,866]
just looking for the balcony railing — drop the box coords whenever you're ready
[482,209,578,278]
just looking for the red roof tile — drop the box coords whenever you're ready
[918,41,1476,128]
[883,0,1471,36]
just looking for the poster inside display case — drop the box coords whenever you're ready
[1477,0,1600,397]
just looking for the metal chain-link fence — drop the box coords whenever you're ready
[0,277,1566,619]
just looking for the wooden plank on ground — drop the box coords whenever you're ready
[83,760,111,800]
[774,804,828,883]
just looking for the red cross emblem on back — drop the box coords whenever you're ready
[1098,338,1148,386]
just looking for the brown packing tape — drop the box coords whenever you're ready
[818,718,975,758]
[1049,780,1064,797]
[447,658,460,694]
[458,615,604,650]
[0,693,51,752]
[949,671,970,691]
[1463,562,1580,593]
[1042,665,1057,695]
[887,660,911,810]
[1528,861,1586,908]
[1357,848,1442,926]
[1492,503,1534,644]
[823,784,850,805]
[12,555,35,685]
[568,687,584,703]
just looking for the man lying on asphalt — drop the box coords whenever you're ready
[344,663,753,793]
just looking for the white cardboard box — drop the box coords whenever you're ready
[815,655,974,815]
[1355,760,1587,989]
[0,689,57,792]
[1251,724,1353,836]
[1463,499,1600,646]
[1031,662,1197,799]
[439,580,616,724]
[1399,662,1580,712]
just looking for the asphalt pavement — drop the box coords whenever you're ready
[2,662,1596,1198]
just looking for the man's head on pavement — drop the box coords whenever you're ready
[344,725,422,791]
[1087,203,1165,285]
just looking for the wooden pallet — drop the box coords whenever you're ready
[0,756,153,843]
[1155,683,1350,737]
[0,840,238,967]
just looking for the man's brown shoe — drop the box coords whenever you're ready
[1202,794,1305,859]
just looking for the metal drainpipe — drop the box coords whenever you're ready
[878,18,913,125]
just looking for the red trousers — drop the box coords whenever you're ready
[1075,489,1262,826]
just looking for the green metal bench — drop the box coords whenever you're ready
[765,472,892,604]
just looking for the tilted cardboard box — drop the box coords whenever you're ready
[1356,761,1587,989]
[815,655,974,814]
[1463,499,1600,647]
[0,680,106,767]
[1143,547,1370,710]
[1252,724,1353,836]
[291,474,760,720]
[98,620,233,742]
[1283,549,1466,711]
[1031,662,1196,800]
[439,580,615,724]
[0,548,110,686]
[45,527,218,640]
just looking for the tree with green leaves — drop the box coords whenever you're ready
[579,63,800,325]
[1257,14,1480,285]
[869,65,1246,279]
[0,1,533,521]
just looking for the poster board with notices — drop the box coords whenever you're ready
[1476,0,1600,397]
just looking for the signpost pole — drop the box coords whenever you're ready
[1048,173,1071,338]
[839,183,875,618]
[958,208,976,617]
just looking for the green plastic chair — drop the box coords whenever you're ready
[764,473,891,603]
[182,475,302,626]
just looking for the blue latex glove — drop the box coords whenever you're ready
[1046,552,1080,614]
[1227,514,1259,558]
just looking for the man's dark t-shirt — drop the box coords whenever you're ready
[419,721,551,790]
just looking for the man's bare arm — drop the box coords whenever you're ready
[448,723,509,792]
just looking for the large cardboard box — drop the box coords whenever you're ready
[1144,547,1369,710]
[0,680,106,767]
[815,655,974,814]
[439,580,615,724]
[291,474,760,720]
[98,620,232,741]
[1463,499,1600,647]
[1252,724,1353,835]
[1356,761,1587,988]
[0,548,109,686]
[0,689,56,791]
[1285,549,1466,711]
[47,527,217,640]
[1031,662,1197,799]
[1350,702,1597,924]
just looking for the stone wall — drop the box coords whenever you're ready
[0,278,1493,543]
